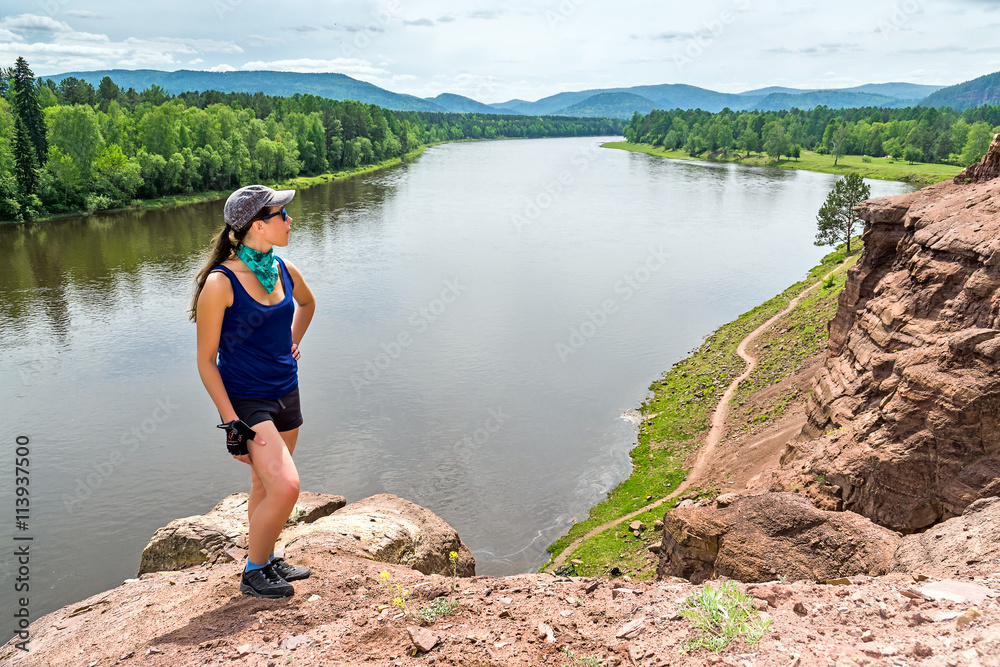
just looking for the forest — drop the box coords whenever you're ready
[0,58,623,221]
[623,104,1000,166]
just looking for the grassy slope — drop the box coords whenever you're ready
[604,141,962,187]
[542,244,862,579]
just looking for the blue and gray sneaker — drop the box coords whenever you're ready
[240,562,294,598]
[271,557,311,581]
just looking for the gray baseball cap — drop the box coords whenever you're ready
[223,185,295,231]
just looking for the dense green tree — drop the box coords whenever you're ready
[13,115,38,196]
[815,173,871,255]
[10,57,48,165]
[960,121,995,166]
[96,76,121,110]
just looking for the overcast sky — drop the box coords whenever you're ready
[1,0,998,103]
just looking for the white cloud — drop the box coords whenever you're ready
[245,34,284,47]
[240,58,389,77]
[0,14,244,74]
[189,58,204,65]
[208,63,236,72]
[0,14,72,33]
[63,11,109,20]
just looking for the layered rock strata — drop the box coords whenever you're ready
[777,138,1000,532]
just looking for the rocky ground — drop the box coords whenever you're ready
[4,552,999,667]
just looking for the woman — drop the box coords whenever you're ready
[190,184,316,598]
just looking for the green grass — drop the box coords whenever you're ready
[728,246,861,430]
[679,580,773,653]
[604,141,963,187]
[542,244,858,576]
[416,597,460,625]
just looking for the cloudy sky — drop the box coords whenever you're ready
[0,0,998,103]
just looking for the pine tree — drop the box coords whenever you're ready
[10,57,48,166]
[13,115,39,196]
[814,173,871,255]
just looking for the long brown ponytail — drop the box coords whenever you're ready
[188,224,250,322]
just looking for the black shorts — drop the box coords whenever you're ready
[229,386,303,432]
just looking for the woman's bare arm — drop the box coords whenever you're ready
[285,260,316,349]
[196,272,241,423]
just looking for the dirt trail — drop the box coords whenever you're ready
[546,258,852,573]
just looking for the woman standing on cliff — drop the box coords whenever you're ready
[189,185,316,598]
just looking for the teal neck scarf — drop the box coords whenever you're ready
[236,243,279,293]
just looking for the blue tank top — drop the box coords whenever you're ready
[212,256,298,400]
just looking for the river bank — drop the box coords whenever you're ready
[542,242,863,578]
[11,145,431,226]
[603,141,963,187]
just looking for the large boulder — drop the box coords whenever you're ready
[280,494,475,577]
[139,491,345,574]
[890,496,1000,578]
[657,492,901,584]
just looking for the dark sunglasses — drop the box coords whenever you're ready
[260,207,288,222]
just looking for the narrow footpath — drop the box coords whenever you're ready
[545,256,854,573]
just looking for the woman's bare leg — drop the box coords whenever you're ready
[248,427,299,527]
[245,421,299,566]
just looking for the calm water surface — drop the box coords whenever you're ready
[0,137,911,618]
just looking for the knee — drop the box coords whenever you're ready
[273,473,299,506]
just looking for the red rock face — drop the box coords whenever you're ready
[777,140,1000,533]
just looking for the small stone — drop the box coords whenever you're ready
[499,609,512,619]
[307,594,321,602]
[236,644,252,657]
[612,588,637,599]
[146,648,162,655]
[560,610,573,617]
[912,642,934,658]
[918,580,992,605]
[407,626,439,653]
[279,635,312,651]
[880,646,898,656]
[629,520,646,532]
[616,618,646,639]
[570,559,584,566]
[792,602,808,617]
[861,630,873,642]
[648,541,663,554]
[955,608,982,629]
[498,597,512,606]
[537,622,555,643]
[632,530,640,538]
[654,520,663,530]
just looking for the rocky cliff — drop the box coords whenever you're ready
[776,136,1000,532]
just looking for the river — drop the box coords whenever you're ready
[0,136,911,618]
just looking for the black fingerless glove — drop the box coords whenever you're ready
[217,419,256,456]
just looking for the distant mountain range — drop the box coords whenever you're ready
[47,68,998,118]
[923,71,1000,110]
